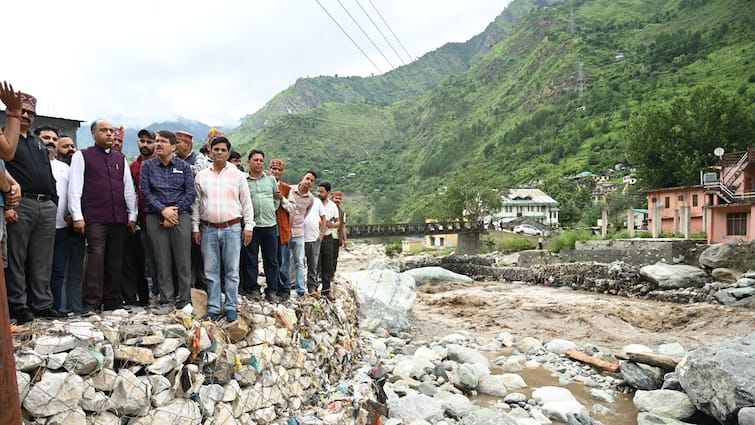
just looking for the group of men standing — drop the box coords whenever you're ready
[0,82,348,324]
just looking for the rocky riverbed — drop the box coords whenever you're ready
[10,242,755,424]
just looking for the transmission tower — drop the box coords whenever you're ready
[577,62,585,99]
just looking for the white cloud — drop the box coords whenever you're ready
[3,0,509,126]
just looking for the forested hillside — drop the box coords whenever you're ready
[231,0,755,225]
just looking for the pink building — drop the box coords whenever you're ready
[704,149,755,243]
[645,186,707,235]
[645,149,755,243]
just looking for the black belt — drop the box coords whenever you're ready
[23,192,53,202]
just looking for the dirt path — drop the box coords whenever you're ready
[338,245,755,351]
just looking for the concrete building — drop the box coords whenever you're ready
[491,188,559,228]
[645,148,755,243]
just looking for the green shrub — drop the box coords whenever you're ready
[385,242,403,258]
[548,230,596,253]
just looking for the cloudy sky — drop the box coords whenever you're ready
[3,0,510,127]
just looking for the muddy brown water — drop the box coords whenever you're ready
[474,349,637,425]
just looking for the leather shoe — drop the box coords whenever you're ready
[277,292,291,302]
[11,307,34,323]
[324,292,336,301]
[265,292,280,303]
[35,308,63,319]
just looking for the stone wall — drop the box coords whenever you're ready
[518,239,708,267]
[14,288,367,424]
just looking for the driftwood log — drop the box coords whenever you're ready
[615,351,682,371]
[565,349,620,373]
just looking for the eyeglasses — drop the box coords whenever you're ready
[21,109,36,117]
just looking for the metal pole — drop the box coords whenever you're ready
[0,245,22,425]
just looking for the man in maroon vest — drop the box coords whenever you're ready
[68,119,137,313]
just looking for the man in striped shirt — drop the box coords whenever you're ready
[191,137,254,322]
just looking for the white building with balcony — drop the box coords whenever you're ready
[489,188,560,228]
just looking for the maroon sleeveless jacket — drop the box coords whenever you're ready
[81,145,128,224]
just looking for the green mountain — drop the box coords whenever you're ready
[232,0,566,139]
[230,0,755,225]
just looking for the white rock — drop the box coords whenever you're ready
[34,335,80,355]
[153,338,183,358]
[89,368,118,392]
[47,352,68,370]
[23,372,84,417]
[149,398,202,424]
[199,384,226,415]
[47,406,86,425]
[81,382,115,412]
[110,369,152,416]
[532,386,577,404]
[15,347,45,371]
[16,371,30,400]
[516,337,543,354]
[64,346,101,375]
[89,411,122,425]
[541,400,589,422]
[634,389,696,420]
[544,339,578,355]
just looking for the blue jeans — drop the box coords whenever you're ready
[277,242,291,293]
[242,225,280,295]
[51,228,70,312]
[201,223,242,315]
[289,235,306,294]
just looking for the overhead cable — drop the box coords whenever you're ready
[314,0,383,74]
[353,0,407,66]
[335,0,396,69]
[367,0,413,62]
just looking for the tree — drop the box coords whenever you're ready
[432,168,503,222]
[626,86,755,189]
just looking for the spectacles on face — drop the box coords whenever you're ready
[21,109,36,117]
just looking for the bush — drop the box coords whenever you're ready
[385,242,402,258]
[481,233,535,252]
[548,230,596,253]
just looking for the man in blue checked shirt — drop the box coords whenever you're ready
[140,130,196,313]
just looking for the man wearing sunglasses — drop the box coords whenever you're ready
[3,92,60,322]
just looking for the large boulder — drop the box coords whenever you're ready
[344,269,416,335]
[677,332,755,424]
[402,266,473,285]
[633,389,696,420]
[699,242,755,271]
[639,263,708,289]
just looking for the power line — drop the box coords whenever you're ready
[353,0,407,66]
[314,0,383,75]
[366,0,413,62]
[335,0,396,69]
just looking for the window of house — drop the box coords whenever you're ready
[677,195,684,201]
[727,213,748,236]
[664,197,670,208]
[692,194,698,207]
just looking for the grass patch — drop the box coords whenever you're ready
[548,230,598,253]
[483,231,536,252]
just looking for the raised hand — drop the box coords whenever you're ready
[0,81,22,113]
